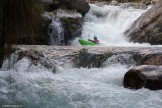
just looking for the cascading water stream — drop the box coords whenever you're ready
[72,4,151,46]
[44,12,65,45]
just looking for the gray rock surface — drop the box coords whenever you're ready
[12,46,162,68]
[124,65,162,90]
[41,0,90,16]
[125,0,162,45]
[45,9,83,45]
[120,3,147,9]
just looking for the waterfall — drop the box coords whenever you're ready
[45,12,65,45]
[72,4,151,46]
[48,18,65,45]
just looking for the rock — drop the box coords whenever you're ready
[141,0,159,5]
[140,0,151,5]
[15,26,50,45]
[93,2,109,7]
[47,9,83,45]
[17,50,56,72]
[41,0,90,16]
[139,53,162,66]
[125,0,162,45]
[4,46,162,70]
[123,65,162,90]
[41,0,61,11]
[66,0,90,16]
[120,3,147,9]
[74,48,108,68]
[109,0,119,6]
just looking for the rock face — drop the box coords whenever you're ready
[41,0,90,16]
[124,65,162,90]
[120,3,147,9]
[140,0,151,5]
[109,0,119,6]
[139,53,162,66]
[18,50,56,72]
[74,48,108,68]
[45,9,83,45]
[66,0,90,16]
[40,0,89,45]
[0,1,4,68]
[125,0,162,45]
[141,0,159,5]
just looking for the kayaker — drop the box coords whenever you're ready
[88,35,99,44]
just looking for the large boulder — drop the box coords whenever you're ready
[46,9,83,45]
[74,48,108,68]
[123,65,162,90]
[65,0,90,16]
[41,0,90,16]
[125,0,162,45]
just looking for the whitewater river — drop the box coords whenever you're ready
[1,4,162,108]
[72,4,151,47]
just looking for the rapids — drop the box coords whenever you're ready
[0,51,162,108]
[1,4,162,108]
[72,4,151,46]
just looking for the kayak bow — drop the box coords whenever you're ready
[78,39,97,46]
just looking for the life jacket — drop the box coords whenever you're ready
[94,40,99,44]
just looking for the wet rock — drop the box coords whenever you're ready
[41,0,90,16]
[48,9,83,45]
[120,3,147,9]
[102,54,136,67]
[41,0,56,11]
[93,2,110,7]
[123,65,162,90]
[109,0,120,6]
[66,0,90,16]
[139,53,162,66]
[18,50,56,72]
[140,0,152,5]
[125,0,162,45]
[74,48,108,68]
[141,0,159,5]
[10,12,51,45]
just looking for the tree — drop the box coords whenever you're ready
[0,0,44,68]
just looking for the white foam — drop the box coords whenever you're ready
[0,57,162,108]
[72,4,151,47]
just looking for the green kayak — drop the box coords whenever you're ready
[78,39,97,46]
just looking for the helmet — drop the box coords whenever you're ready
[94,35,97,40]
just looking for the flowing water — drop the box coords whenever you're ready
[0,53,162,108]
[1,4,162,108]
[46,12,65,45]
[72,4,150,46]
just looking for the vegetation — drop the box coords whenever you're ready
[0,0,44,67]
